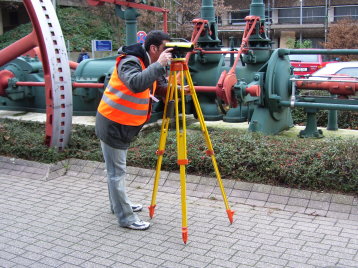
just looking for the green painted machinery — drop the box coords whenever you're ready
[187,0,358,137]
[0,55,116,115]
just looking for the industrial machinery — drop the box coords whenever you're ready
[0,0,169,149]
[0,0,357,149]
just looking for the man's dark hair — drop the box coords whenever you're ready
[144,30,171,52]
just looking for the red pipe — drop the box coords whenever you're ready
[16,81,45,87]
[0,31,37,67]
[193,86,217,93]
[163,10,168,33]
[15,81,105,88]
[296,80,358,96]
[72,82,104,88]
[69,61,79,70]
[14,82,217,92]
[0,70,15,96]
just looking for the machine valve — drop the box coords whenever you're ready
[245,84,261,97]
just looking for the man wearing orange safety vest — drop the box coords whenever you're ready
[96,31,172,230]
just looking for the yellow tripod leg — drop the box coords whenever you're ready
[175,68,189,243]
[149,71,176,218]
[184,68,234,224]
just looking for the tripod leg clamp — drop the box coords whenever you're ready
[165,100,175,118]
[177,159,189,165]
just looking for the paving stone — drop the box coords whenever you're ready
[233,181,253,191]
[331,194,355,205]
[267,194,289,205]
[1,157,358,268]
[229,189,250,199]
[326,211,350,220]
[305,208,328,217]
[248,191,269,201]
[310,192,332,202]
[199,176,217,186]
[270,186,291,196]
[329,203,352,213]
[245,199,266,207]
[290,189,312,199]
[284,205,307,214]
[307,200,330,210]
[348,214,358,221]
[264,202,286,210]
[251,183,272,193]
[286,261,315,268]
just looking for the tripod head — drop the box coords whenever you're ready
[165,42,194,58]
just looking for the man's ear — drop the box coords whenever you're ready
[149,44,156,54]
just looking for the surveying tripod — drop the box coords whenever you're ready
[148,58,234,244]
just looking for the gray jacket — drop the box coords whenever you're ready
[96,43,167,149]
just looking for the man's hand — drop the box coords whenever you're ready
[157,48,173,67]
[179,85,190,95]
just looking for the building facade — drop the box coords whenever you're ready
[220,0,358,48]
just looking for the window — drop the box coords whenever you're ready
[230,10,249,25]
[230,9,272,25]
[334,6,358,21]
[289,54,319,62]
[278,6,325,24]
[278,7,300,24]
[215,16,222,25]
[336,67,358,77]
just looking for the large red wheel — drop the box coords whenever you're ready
[0,0,72,150]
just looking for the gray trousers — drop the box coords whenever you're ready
[100,141,139,227]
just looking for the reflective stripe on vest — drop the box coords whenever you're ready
[97,55,156,126]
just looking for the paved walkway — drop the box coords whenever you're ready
[0,156,357,268]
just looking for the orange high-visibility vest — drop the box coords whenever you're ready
[97,55,157,126]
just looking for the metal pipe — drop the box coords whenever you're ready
[300,0,303,44]
[15,81,105,88]
[193,86,216,92]
[280,101,358,111]
[324,0,328,44]
[291,78,358,83]
[279,48,358,56]
[14,82,216,91]
[72,83,104,88]
[0,31,37,67]
[69,61,79,70]
[250,0,265,19]
[295,80,358,95]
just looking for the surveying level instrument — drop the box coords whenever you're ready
[148,55,234,244]
[164,42,194,58]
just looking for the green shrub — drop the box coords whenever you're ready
[0,118,357,195]
[292,108,358,130]
[128,129,358,194]
[0,119,102,163]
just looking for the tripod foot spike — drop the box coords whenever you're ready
[226,209,234,224]
[148,205,156,219]
[182,227,188,244]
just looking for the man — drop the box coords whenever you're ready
[96,30,172,230]
[77,48,90,63]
